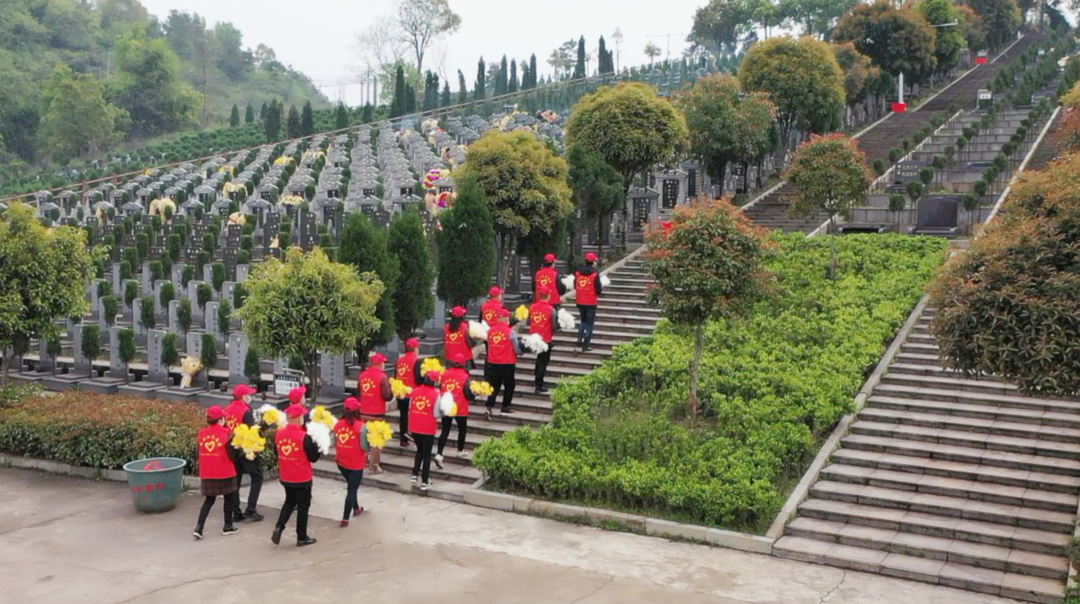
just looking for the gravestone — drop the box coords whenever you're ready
[72,325,89,374]
[108,327,125,379]
[112,263,123,296]
[205,301,221,343]
[222,282,237,314]
[185,331,207,388]
[141,263,152,294]
[320,352,346,397]
[223,248,238,281]
[132,302,147,340]
[98,304,111,331]
[225,224,242,248]
[168,299,181,336]
[37,340,56,373]
[90,279,107,314]
[147,329,168,383]
[203,263,214,286]
[236,265,249,283]
[228,333,249,385]
[171,263,187,287]
[298,212,317,251]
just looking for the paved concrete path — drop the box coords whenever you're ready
[0,468,1023,604]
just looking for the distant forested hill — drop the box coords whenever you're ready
[0,0,329,171]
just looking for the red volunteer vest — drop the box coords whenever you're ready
[396,351,419,388]
[197,425,236,480]
[535,267,562,304]
[487,323,517,365]
[575,271,598,306]
[443,322,473,361]
[529,302,555,343]
[333,419,366,471]
[223,400,249,431]
[276,424,313,483]
[358,367,388,415]
[481,299,503,324]
[408,385,439,435]
[441,367,471,417]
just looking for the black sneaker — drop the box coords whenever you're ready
[271,527,282,545]
[502,408,516,415]
[193,528,204,540]
[244,510,264,522]
[536,385,549,394]
[222,525,239,536]
[297,537,317,547]
[233,513,246,523]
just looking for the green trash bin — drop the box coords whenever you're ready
[123,457,187,513]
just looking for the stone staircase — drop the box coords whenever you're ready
[315,252,660,500]
[774,304,1080,604]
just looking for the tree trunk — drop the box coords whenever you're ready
[1,350,9,387]
[829,216,838,281]
[597,214,605,259]
[689,320,704,421]
[306,352,321,402]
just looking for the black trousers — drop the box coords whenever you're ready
[485,363,516,411]
[576,305,597,347]
[397,398,410,440]
[411,433,435,483]
[275,483,312,540]
[437,416,468,455]
[234,456,263,515]
[196,492,238,531]
[534,342,553,388]
[337,465,364,521]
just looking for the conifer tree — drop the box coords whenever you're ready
[437,175,496,307]
[441,81,451,108]
[574,36,586,78]
[509,59,519,93]
[339,212,400,359]
[245,103,255,123]
[229,104,240,127]
[458,70,468,104]
[388,208,435,341]
[335,102,349,129]
[301,101,314,136]
[475,58,486,100]
[529,54,538,89]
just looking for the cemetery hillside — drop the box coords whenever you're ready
[2,0,1080,601]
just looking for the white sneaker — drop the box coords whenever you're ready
[434,454,445,469]
[456,450,471,459]
[420,481,434,491]
[410,475,417,484]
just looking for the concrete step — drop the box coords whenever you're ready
[866,395,1080,431]
[840,434,1080,477]
[830,448,1080,494]
[859,407,1080,445]
[809,480,1075,533]
[880,372,1031,398]
[873,384,1080,415]
[849,420,1080,461]
[382,405,546,431]
[887,363,1007,382]
[784,516,1069,580]
[773,536,1066,602]
[820,461,1077,514]
[312,459,472,502]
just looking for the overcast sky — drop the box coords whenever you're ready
[140,0,706,106]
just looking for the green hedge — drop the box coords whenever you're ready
[475,234,950,532]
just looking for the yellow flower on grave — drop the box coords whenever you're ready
[389,378,412,399]
[469,381,494,397]
[231,424,266,460]
[281,195,304,206]
[274,156,295,166]
[514,305,529,322]
[310,405,337,429]
[223,181,244,195]
[227,212,246,226]
[366,420,393,450]
[420,357,444,377]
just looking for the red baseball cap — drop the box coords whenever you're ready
[206,406,225,421]
[343,397,361,411]
[538,286,553,297]
[405,337,420,351]
[425,371,441,382]
[544,253,556,263]
[232,384,257,399]
[451,306,466,318]
[370,352,387,365]
[496,308,510,319]
[285,403,307,418]
[288,385,307,405]
[488,286,503,297]
[448,352,466,365]
[585,252,598,262]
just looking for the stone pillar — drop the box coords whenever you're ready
[320,352,346,397]
[108,326,125,379]
[147,329,167,384]
[98,304,110,332]
[90,279,107,314]
[112,263,123,296]
[167,299,181,336]
[203,263,214,286]
[228,333,249,386]
[205,301,221,343]
[72,324,89,374]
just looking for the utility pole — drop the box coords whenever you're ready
[613,27,624,73]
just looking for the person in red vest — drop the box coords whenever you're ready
[333,397,369,527]
[484,308,522,420]
[529,287,558,393]
[394,337,423,448]
[223,383,264,523]
[272,402,321,547]
[357,352,392,475]
[480,286,505,324]
[409,371,441,491]
[443,306,475,368]
[435,352,475,467]
[574,252,603,352]
[534,253,567,311]
[194,406,241,540]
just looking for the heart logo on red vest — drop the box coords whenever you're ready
[337,432,349,445]
[280,443,295,457]
[203,439,217,453]
[361,380,373,393]
[491,333,504,344]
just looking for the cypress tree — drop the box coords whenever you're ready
[529,54,538,89]
[339,212,400,359]
[458,70,468,104]
[392,64,406,118]
[436,175,496,307]
[335,102,349,129]
[509,59,519,94]
[475,58,486,100]
[388,208,434,341]
[574,36,586,79]
[441,81,451,108]
[599,37,610,74]
[521,63,531,92]
[361,103,373,123]
[259,101,268,122]
[286,105,301,138]
[301,101,314,136]
[496,55,509,96]
[404,83,416,114]
[229,104,240,127]
[265,101,281,142]
[245,103,255,123]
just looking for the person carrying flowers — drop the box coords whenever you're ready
[333,397,370,527]
[529,287,558,394]
[484,308,522,420]
[443,306,475,368]
[194,406,241,540]
[574,252,604,352]
[534,253,566,311]
[394,338,423,448]
[357,352,393,475]
[272,401,321,548]
[223,383,264,523]
[480,286,505,325]
[409,371,442,491]
[434,353,476,467]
